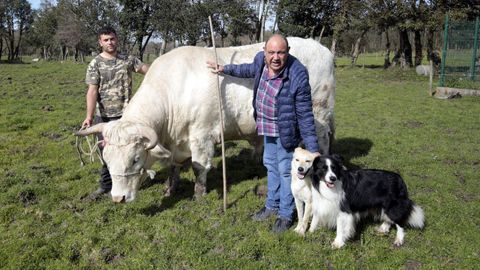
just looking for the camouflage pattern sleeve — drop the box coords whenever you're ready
[85,58,100,85]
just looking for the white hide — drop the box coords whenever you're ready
[415,65,431,76]
[101,38,336,202]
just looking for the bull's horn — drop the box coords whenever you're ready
[139,125,158,150]
[74,123,106,136]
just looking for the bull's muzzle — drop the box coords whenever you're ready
[112,195,125,203]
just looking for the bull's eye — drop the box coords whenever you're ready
[133,155,140,164]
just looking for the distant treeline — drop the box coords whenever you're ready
[1,0,478,68]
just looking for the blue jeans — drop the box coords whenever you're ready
[263,136,294,220]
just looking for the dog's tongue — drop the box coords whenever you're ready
[297,173,305,179]
[326,182,335,188]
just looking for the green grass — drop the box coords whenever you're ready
[1,57,479,269]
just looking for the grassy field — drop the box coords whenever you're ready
[0,56,479,269]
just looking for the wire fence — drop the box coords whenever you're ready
[439,16,480,90]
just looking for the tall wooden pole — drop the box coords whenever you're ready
[208,16,227,213]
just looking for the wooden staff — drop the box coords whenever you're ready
[208,16,227,213]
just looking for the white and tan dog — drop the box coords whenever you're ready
[291,147,319,235]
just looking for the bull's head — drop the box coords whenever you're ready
[75,121,170,203]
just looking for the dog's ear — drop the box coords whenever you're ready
[311,155,320,170]
[331,154,344,166]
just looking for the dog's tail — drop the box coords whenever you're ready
[407,204,425,229]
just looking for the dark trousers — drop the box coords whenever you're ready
[94,115,121,191]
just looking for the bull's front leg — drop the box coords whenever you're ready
[164,165,181,197]
[191,137,214,200]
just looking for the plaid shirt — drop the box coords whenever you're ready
[255,66,284,137]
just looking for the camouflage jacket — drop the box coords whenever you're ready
[85,53,144,118]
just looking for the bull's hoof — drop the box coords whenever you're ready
[164,177,178,197]
[164,187,173,197]
[194,183,207,200]
[164,184,177,197]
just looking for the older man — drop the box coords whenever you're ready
[207,34,320,233]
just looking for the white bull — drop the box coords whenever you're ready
[76,37,335,203]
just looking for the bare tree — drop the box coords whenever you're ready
[0,0,5,61]
[255,0,270,42]
[2,0,33,61]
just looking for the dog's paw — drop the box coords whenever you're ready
[331,239,345,249]
[376,225,390,235]
[393,237,404,247]
[376,222,391,235]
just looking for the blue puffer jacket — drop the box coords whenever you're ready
[223,51,319,153]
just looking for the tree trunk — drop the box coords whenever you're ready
[384,30,391,69]
[8,33,15,61]
[260,0,269,42]
[254,0,269,42]
[351,29,368,65]
[14,28,24,60]
[414,30,422,66]
[425,28,441,67]
[309,26,315,39]
[136,35,144,61]
[160,40,167,56]
[400,29,413,68]
[392,29,412,69]
[140,31,153,61]
[74,47,79,62]
[318,25,325,42]
[330,37,337,58]
[272,10,278,33]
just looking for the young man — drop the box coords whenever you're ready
[207,34,320,233]
[82,26,149,200]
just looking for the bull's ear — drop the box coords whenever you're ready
[74,123,106,136]
[150,144,171,161]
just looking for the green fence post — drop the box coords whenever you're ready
[440,15,449,87]
[470,16,479,81]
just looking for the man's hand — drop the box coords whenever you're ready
[82,117,93,128]
[206,61,224,74]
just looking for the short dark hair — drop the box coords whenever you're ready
[98,26,117,38]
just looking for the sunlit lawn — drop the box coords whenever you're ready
[0,55,479,269]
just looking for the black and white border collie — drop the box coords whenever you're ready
[309,154,425,249]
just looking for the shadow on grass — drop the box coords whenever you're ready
[139,165,195,216]
[139,137,372,214]
[209,146,266,205]
[331,137,373,168]
[0,60,31,64]
[140,179,194,216]
[139,142,264,215]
